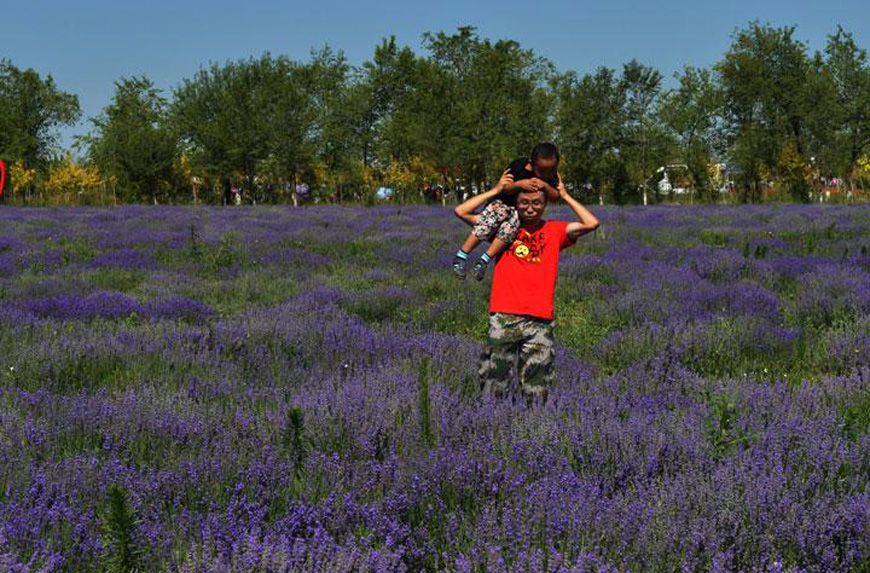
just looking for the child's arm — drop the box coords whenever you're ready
[523,177,562,201]
[560,176,600,241]
[453,170,513,227]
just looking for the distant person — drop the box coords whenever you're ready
[453,162,599,405]
[452,143,562,281]
[289,182,309,206]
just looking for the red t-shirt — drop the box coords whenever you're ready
[489,220,576,320]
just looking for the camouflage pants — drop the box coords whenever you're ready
[478,312,555,404]
[472,199,521,244]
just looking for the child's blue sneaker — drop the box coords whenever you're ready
[452,254,468,279]
[472,257,489,281]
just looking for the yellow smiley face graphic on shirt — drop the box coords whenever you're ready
[514,244,530,259]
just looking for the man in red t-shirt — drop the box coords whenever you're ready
[454,144,600,404]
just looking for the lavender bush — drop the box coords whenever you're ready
[1,204,869,572]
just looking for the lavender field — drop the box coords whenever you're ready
[2,204,870,573]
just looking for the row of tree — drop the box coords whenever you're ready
[2,22,870,205]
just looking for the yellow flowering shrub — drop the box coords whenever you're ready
[384,157,439,192]
[9,159,36,194]
[856,154,870,180]
[45,154,102,194]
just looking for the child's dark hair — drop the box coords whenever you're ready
[531,142,560,165]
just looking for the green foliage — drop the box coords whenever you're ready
[100,483,145,573]
[284,406,309,480]
[5,21,870,204]
[54,428,103,459]
[86,269,147,293]
[45,354,136,393]
[840,391,870,441]
[187,222,201,259]
[206,231,243,275]
[184,270,297,317]
[342,294,405,323]
[819,26,870,188]
[701,389,754,458]
[0,58,81,172]
[620,60,670,203]
[124,434,183,470]
[714,21,832,203]
[419,358,434,447]
[556,300,613,355]
[740,241,769,259]
[78,76,177,204]
[699,229,730,247]
[658,66,722,201]
[420,26,554,188]
[555,67,624,202]
[171,55,281,202]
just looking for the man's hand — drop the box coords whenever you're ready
[560,174,600,241]
[557,174,569,199]
[454,173,512,227]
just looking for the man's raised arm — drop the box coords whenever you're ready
[453,170,513,227]
[559,177,600,241]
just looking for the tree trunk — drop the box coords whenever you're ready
[222,177,232,206]
[246,174,256,205]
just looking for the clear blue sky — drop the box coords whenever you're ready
[2,0,868,151]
